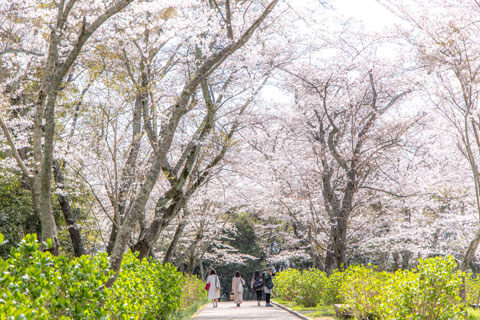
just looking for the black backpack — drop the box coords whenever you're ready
[253,277,263,290]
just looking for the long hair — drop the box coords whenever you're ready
[254,270,260,280]
[210,269,216,275]
[235,271,241,278]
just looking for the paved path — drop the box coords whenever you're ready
[193,301,301,319]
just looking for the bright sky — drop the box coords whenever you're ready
[261,0,402,102]
[330,0,398,29]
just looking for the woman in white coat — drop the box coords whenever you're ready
[231,271,245,307]
[206,269,221,307]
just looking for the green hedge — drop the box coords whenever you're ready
[273,268,301,301]
[273,268,344,307]
[0,233,204,319]
[275,257,466,319]
[341,256,464,319]
[106,252,184,319]
[467,273,480,307]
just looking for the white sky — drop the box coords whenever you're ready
[330,0,398,29]
[261,0,401,102]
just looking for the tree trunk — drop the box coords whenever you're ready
[36,43,60,255]
[324,248,335,275]
[106,219,118,255]
[460,228,480,301]
[53,159,86,257]
[461,228,480,271]
[163,220,187,264]
[335,215,348,270]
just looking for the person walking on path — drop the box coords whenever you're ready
[232,271,246,307]
[251,270,264,306]
[207,269,221,308]
[263,268,274,307]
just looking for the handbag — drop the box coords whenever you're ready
[205,282,210,291]
[230,291,234,300]
[238,282,243,293]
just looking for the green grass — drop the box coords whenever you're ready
[273,299,336,319]
[175,298,208,320]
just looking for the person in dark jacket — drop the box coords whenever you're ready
[262,268,274,307]
[251,270,263,306]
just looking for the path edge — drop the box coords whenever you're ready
[271,300,313,320]
[189,302,208,319]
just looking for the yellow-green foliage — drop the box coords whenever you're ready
[340,265,391,318]
[274,268,302,301]
[180,274,207,310]
[274,268,344,307]
[341,256,464,320]
[323,269,345,305]
[296,269,329,307]
[106,252,184,320]
[275,257,464,319]
[467,274,480,306]
[0,233,187,320]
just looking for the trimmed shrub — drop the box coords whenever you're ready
[0,233,110,319]
[395,256,464,319]
[340,256,464,320]
[340,264,391,318]
[106,252,184,320]
[273,268,301,301]
[323,269,345,305]
[0,233,188,320]
[274,268,344,307]
[295,268,328,307]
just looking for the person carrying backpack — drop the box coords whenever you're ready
[251,270,264,306]
[262,268,275,307]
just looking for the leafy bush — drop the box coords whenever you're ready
[274,268,301,301]
[175,274,208,320]
[180,274,207,310]
[340,256,465,320]
[323,269,345,305]
[397,256,463,319]
[0,233,110,319]
[274,268,344,307]
[295,269,329,307]
[466,273,480,306]
[340,264,391,318]
[106,251,184,320]
[0,233,187,320]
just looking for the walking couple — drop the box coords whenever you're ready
[251,268,274,307]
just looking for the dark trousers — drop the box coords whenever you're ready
[265,292,271,304]
[255,289,262,301]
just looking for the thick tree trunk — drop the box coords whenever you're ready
[53,159,86,257]
[324,247,335,275]
[133,196,185,260]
